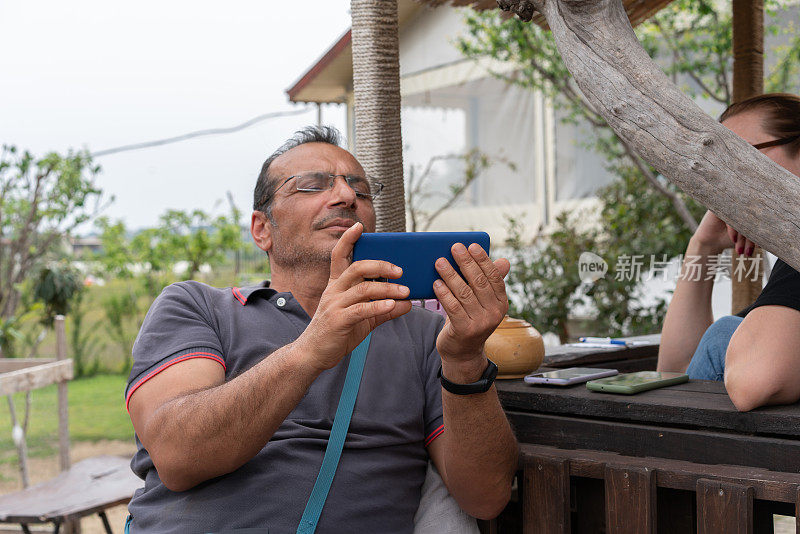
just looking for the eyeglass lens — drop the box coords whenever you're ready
[296,172,374,197]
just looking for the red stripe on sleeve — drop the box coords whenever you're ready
[425,424,445,446]
[125,352,226,412]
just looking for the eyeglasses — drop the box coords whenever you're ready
[751,134,800,150]
[268,171,384,203]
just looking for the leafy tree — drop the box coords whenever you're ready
[95,205,243,370]
[505,212,595,342]
[94,218,136,278]
[0,145,102,355]
[95,217,172,300]
[153,208,242,280]
[459,0,798,338]
[0,310,33,359]
[97,204,242,287]
[31,263,82,327]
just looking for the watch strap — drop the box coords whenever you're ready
[438,359,498,395]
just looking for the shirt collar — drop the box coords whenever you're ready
[231,281,275,305]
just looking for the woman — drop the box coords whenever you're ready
[657,93,800,412]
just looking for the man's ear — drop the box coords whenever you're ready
[251,211,273,254]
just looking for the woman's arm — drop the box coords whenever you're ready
[658,211,746,371]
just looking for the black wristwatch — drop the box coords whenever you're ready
[438,359,498,395]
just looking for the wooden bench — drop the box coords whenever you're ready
[518,444,800,533]
[0,319,142,534]
[490,377,800,532]
[0,456,141,534]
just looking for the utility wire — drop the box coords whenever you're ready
[90,107,311,158]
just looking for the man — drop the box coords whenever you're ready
[658,93,800,412]
[124,126,518,533]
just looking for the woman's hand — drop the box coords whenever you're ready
[693,210,757,256]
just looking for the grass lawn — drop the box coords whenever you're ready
[0,374,133,465]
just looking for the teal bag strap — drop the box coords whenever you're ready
[296,333,372,534]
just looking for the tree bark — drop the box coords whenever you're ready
[350,0,406,232]
[499,0,800,272]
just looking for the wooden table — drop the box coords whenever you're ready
[543,334,661,372]
[490,377,800,533]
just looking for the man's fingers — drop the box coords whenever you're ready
[340,281,410,307]
[329,222,363,281]
[336,259,403,288]
[451,243,495,309]
[348,299,408,324]
[435,257,477,317]
[494,257,511,279]
[371,300,413,328]
[466,243,509,301]
[432,273,469,323]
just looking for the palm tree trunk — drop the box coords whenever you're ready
[350,0,406,232]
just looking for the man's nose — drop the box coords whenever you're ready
[328,175,357,206]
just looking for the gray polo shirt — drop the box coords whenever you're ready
[125,280,446,534]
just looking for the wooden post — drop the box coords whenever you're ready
[55,316,70,472]
[525,455,571,533]
[6,395,30,487]
[795,485,799,532]
[731,0,765,314]
[55,316,80,534]
[696,479,754,534]
[605,465,657,533]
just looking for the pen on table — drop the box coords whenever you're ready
[567,342,625,348]
[578,337,629,346]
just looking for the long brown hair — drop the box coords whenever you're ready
[720,93,800,156]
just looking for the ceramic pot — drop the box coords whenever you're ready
[485,316,545,379]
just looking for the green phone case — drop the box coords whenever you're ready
[586,371,689,394]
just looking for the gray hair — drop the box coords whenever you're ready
[252,125,343,220]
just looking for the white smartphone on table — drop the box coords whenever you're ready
[524,367,619,386]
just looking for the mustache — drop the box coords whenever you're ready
[312,210,362,230]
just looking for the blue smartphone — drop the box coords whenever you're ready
[352,232,491,300]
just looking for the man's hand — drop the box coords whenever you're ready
[428,243,517,519]
[297,222,413,372]
[432,243,511,369]
[693,210,756,256]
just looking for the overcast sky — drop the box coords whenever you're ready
[1,1,353,231]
